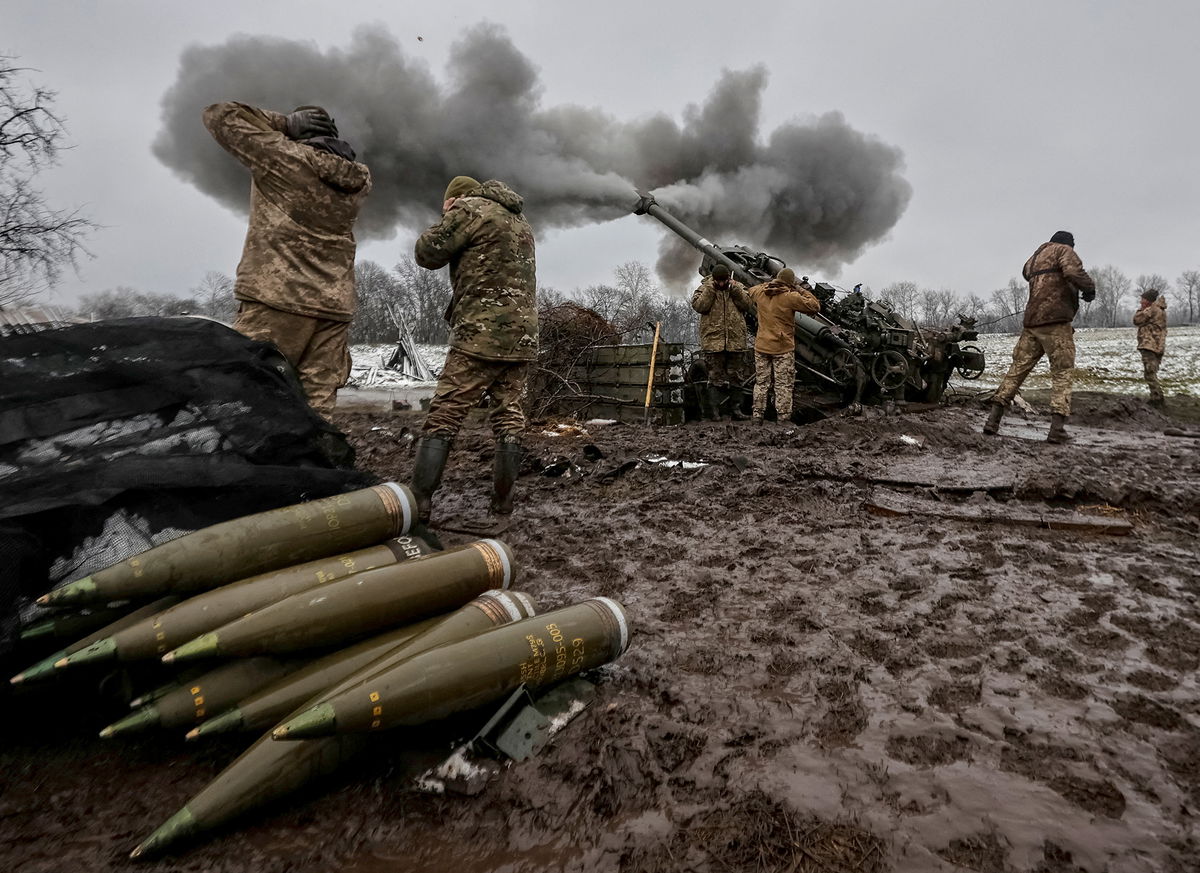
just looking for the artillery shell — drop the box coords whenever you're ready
[189,591,535,739]
[274,597,629,740]
[165,539,515,663]
[10,595,180,685]
[100,657,299,738]
[40,483,417,607]
[55,533,436,672]
[18,604,133,644]
[131,590,536,858]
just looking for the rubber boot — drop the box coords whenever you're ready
[729,387,750,421]
[982,402,1004,435]
[490,436,523,516]
[706,385,725,421]
[1046,413,1071,444]
[410,435,451,523]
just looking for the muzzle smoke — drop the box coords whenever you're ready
[154,24,911,284]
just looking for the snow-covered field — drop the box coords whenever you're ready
[350,328,1200,400]
[964,324,1200,398]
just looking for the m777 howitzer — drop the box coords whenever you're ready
[632,191,985,404]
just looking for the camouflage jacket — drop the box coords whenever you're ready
[1021,241,1095,328]
[202,102,372,323]
[414,180,537,362]
[747,280,820,355]
[691,277,751,352]
[1133,297,1167,354]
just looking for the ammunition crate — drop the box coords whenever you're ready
[548,342,689,425]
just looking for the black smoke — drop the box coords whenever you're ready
[154,24,911,284]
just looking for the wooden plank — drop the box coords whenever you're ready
[864,489,1133,535]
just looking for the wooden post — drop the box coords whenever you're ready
[643,322,661,424]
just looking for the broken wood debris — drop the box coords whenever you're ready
[865,489,1134,535]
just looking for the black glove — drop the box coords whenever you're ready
[285,107,337,140]
[1081,288,1096,303]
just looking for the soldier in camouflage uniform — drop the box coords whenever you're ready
[691,264,753,420]
[1133,289,1167,407]
[984,231,1095,443]
[745,269,819,424]
[410,176,537,524]
[203,102,372,420]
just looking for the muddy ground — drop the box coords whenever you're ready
[2,390,1198,873]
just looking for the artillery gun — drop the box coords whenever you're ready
[632,191,985,408]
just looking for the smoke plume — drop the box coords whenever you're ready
[154,24,911,285]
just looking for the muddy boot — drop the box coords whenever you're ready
[1046,413,1071,444]
[410,435,451,523]
[729,387,750,421]
[490,436,523,516]
[706,385,725,421]
[982,402,1005,435]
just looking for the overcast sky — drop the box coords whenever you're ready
[8,1,1199,307]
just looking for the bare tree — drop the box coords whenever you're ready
[0,58,94,305]
[76,287,195,319]
[351,260,402,343]
[879,281,919,321]
[1176,269,1200,323]
[917,287,956,328]
[393,256,452,343]
[984,278,1027,335]
[1087,265,1130,328]
[188,270,236,322]
[1134,273,1170,299]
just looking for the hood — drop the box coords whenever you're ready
[762,279,795,297]
[307,148,371,194]
[465,179,524,214]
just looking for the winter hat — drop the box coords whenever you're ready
[711,264,731,281]
[1050,230,1075,247]
[444,175,480,201]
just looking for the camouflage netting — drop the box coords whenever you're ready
[527,302,618,419]
[0,316,377,655]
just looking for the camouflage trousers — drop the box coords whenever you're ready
[702,350,748,388]
[423,348,530,439]
[993,323,1075,416]
[234,301,350,420]
[1140,349,1164,403]
[753,351,796,420]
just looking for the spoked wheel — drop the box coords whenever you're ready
[955,344,985,380]
[870,350,909,390]
[825,349,860,386]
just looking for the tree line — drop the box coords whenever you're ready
[879,267,1199,334]
[53,258,1200,343]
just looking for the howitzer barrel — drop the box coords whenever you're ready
[794,313,850,350]
[633,191,764,288]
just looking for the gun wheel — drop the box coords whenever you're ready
[955,344,985,380]
[825,349,860,386]
[870,350,909,390]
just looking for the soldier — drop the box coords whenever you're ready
[983,230,1095,443]
[691,264,753,420]
[746,268,820,424]
[202,102,371,419]
[410,176,537,524]
[1133,289,1167,407]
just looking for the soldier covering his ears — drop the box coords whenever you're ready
[410,175,538,525]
